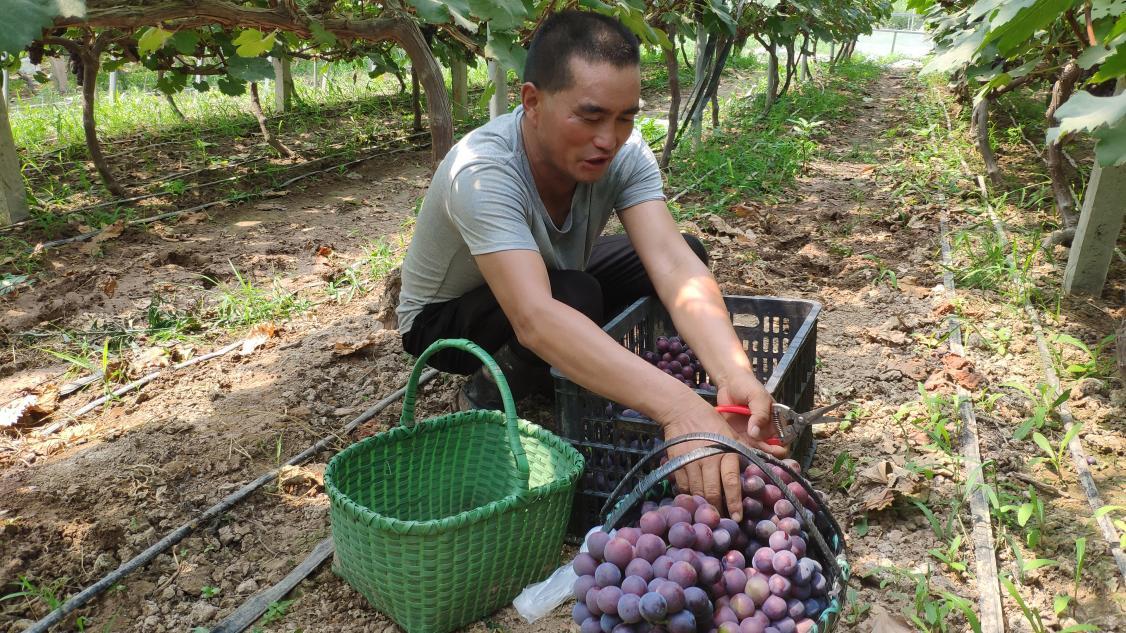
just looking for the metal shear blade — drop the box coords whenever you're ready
[771,400,847,446]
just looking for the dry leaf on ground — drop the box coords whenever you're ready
[79,220,127,255]
[869,604,914,633]
[1,389,59,428]
[332,335,379,356]
[239,323,278,356]
[848,460,919,512]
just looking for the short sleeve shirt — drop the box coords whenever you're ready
[396,106,665,334]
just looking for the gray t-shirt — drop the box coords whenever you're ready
[396,106,666,334]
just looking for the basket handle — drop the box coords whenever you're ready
[399,338,530,484]
[599,432,846,588]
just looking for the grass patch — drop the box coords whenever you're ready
[665,57,883,219]
[209,263,309,329]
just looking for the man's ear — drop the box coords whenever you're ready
[520,82,540,123]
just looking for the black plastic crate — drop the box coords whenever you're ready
[550,295,821,538]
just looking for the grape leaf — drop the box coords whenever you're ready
[924,26,988,73]
[469,0,526,31]
[156,70,189,95]
[138,27,174,57]
[485,30,527,80]
[1093,123,1126,166]
[217,75,247,96]
[987,0,1075,55]
[0,0,85,56]
[232,29,276,57]
[1090,42,1126,81]
[407,0,453,25]
[1046,90,1126,144]
[309,21,337,47]
[1078,44,1114,69]
[169,30,201,55]
[227,56,274,82]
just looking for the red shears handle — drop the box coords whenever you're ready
[714,405,783,446]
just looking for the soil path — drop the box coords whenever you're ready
[2,68,1122,633]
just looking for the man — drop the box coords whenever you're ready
[397,10,786,520]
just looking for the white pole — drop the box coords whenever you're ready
[2,69,8,104]
[108,70,117,105]
[488,60,507,119]
[890,31,898,55]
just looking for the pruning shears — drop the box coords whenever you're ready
[715,400,848,447]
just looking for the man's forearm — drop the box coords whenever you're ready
[652,259,755,389]
[515,300,713,426]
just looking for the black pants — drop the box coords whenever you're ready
[402,233,708,375]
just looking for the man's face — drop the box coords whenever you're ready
[523,57,641,184]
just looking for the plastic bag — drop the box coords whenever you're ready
[513,526,612,623]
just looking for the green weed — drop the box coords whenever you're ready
[1029,423,1083,480]
[209,263,309,328]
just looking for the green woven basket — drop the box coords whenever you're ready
[324,339,585,633]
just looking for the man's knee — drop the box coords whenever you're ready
[683,233,709,266]
[548,270,604,323]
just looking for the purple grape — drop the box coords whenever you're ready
[575,574,597,600]
[744,464,766,480]
[581,617,602,633]
[622,575,648,596]
[716,595,731,610]
[596,562,623,587]
[714,605,739,626]
[669,339,684,354]
[642,500,659,513]
[586,587,603,616]
[669,547,695,566]
[657,582,686,612]
[625,558,654,582]
[668,360,683,373]
[768,574,792,598]
[647,577,664,593]
[666,610,695,633]
[752,547,775,573]
[723,567,748,596]
[598,586,624,615]
[668,522,696,549]
[600,613,622,632]
[680,366,695,379]
[588,531,612,560]
[744,574,770,606]
[575,553,599,576]
[575,601,594,624]
[754,520,777,542]
[618,593,643,623]
[786,482,811,507]
[664,506,692,527]
[713,528,733,553]
[639,592,668,623]
[793,558,815,585]
[810,572,827,594]
[674,352,691,366]
[761,595,787,620]
[656,337,670,353]
[642,351,657,363]
[699,556,724,584]
[695,504,721,529]
[657,361,670,371]
[769,531,792,552]
[718,623,741,633]
[773,617,796,633]
[773,500,796,519]
[742,475,765,496]
[668,561,698,589]
[605,538,635,569]
[722,550,746,570]
[692,523,715,552]
[802,598,822,618]
[640,511,668,536]
[786,599,805,620]
[762,485,783,507]
[684,585,710,613]
[776,517,801,536]
[764,628,781,633]
[740,612,769,633]
[619,528,642,545]
[730,593,756,620]
[652,555,673,579]
[791,582,811,600]
[789,536,807,558]
[635,533,666,563]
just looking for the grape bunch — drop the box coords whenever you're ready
[637,336,716,394]
[571,460,832,633]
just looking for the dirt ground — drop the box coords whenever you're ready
[1,67,1123,633]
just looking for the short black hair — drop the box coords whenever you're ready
[524,10,640,93]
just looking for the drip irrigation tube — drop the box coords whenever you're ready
[23,368,438,633]
[930,86,1126,583]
